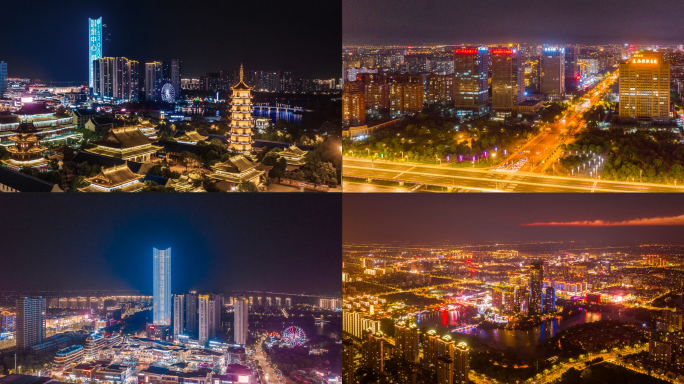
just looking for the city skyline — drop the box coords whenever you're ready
[343,0,684,45]
[0,195,341,295]
[343,194,684,244]
[0,0,341,81]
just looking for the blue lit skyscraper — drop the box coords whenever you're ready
[88,17,102,91]
[0,62,7,97]
[153,247,171,325]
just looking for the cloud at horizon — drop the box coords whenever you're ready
[522,215,684,227]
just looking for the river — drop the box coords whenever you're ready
[252,107,302,124]
[416,308,642,358]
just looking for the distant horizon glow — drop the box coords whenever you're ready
[522,214,684,227]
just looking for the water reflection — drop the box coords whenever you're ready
[253,107,302,124]
[417,309,640,358]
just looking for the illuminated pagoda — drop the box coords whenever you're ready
[174,129,207,145]
[208,154,265,187]
[85,127,158,162]
[0,102,80,148]
[1,123,49,171]
[278,144,308,169]
[77,163,144,192]
[136,121,159,139]
[229,64,254,154]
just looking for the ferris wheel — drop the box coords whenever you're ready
[161,83,175,103]
[281,326,306,347]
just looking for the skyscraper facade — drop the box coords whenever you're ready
[93,57,139,102]
[543,287,556,313]
[342,81,366,126]
[453,47,489,115]
[234,295,248,345]
[529,261,544,316]
[539,47,566,99]
[198,295,209,344]
[88,17,103,90]
[618,51,670,122]
[145,62,163,101]
[0,62,7,97]
[153,247,171,326]
[173,294,184,336]
[185,293,198,336]
[16,297,46,351]
[564,45,580,91]
[162,59,182,100]
[491,47,524,112]
[209,294,221,339]
[425,74,454,105]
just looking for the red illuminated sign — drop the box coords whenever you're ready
[492,49,513,54]
[455,49,477,54]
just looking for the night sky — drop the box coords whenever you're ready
[0,195,341,295]
[344,0,684,45]
[0,0,341,81]
[343,194,684,245]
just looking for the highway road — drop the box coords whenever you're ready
[343,158,684,192]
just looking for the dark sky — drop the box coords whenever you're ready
[0,0,341,81]
[344,0,684,46]
[343,194,684,245]
[0,195,341,296]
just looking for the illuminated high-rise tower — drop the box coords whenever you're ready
[88,18,103,90]
[618,51,670,122]
[229,64,254,154]
[234,295,249,345]
[529,261,543,316]
[153,247,171,325]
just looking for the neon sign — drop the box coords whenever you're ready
[455,49,477,54]
[492,49,513,54]
[633,58,658,64]
[88,17,102,89]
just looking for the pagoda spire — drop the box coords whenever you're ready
[240,63,244,81]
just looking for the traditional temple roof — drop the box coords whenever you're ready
[15,102,51,116]
[231,64,253,91]
[208,155,264,185]
[168,174,205,192]
[71,151,144,173]
[78,163,144,193]
[174,130,208,143]
[92,127,157,149]
[281,144,307,158]
[11,122,40,134]
[0,167,63,192]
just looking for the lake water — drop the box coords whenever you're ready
[416,308,642,358]
[252,107,302,124]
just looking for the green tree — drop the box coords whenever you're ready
[237,181,259,192]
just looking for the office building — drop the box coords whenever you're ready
[491,47,524,113]
[539,47,565,99]
[173,294,184,336]
[185,293,198,336]
[153,247,171,326]
[209,294,221,339]
[229,65,254,154]
[285,298,291,307]
[529,261,544,316]
[543,287,556,313]
[453,47,489,115]
[53,345,84,371]
[618,51,670,122]
[278,70,292,92]
[234,295,248,345]
[437,356,454,384]
[162,59,182,100]
[198,295,209,344]
[0,61,7,97]
[426,74,454,105]
[88,17,103,90]
[93,57,139,102]
[342,81,366,126]
[565,45,580,91]
[145,62,163,101]
[16,297,46,351]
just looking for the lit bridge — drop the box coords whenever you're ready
[253,103,305,113]
[450,324,478,333]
